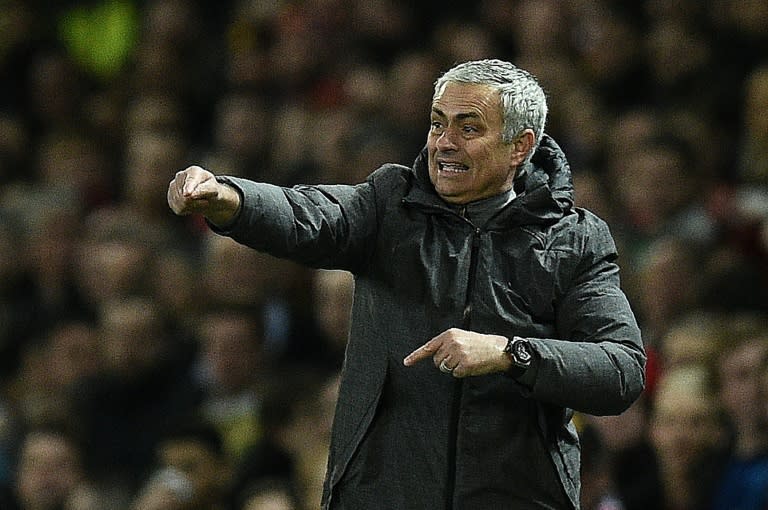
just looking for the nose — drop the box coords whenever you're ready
[435,128,458,151]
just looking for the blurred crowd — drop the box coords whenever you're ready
[0,0,767,509]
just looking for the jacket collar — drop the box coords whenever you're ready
[403,134,574,228]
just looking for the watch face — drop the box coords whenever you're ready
[514,340,532,364]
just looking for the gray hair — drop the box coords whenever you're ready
[433,59,547,152]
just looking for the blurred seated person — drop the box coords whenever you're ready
[131,420,232,510]
[0,422,109,510]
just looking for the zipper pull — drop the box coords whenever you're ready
[462,303,472,325]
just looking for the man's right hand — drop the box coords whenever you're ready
[167,166,242,226]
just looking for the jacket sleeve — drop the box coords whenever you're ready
[526,213,646,416]
[210,176,378,272]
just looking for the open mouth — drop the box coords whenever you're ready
[438,162,469,173]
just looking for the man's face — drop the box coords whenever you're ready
[427,82,523,205]
[159,439,227,504]
[17,432,82,508]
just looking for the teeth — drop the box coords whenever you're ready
[439,162,468,173]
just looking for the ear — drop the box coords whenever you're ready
[510,129,536,167]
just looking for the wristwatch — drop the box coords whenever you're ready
[504,336,533,369]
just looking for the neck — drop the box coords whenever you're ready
[451,188,516,226]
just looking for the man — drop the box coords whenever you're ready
[131,421,232,510]
[168,59,645,509]
[0,424,103,510]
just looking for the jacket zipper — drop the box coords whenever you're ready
[446,224,482,510]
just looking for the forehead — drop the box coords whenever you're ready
[432,82,502,119]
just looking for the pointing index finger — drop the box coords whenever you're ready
[403,339,440,366]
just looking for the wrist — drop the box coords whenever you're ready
[206,182,242,227]
[503,336,538,385]
[504,336,534,369]
[496,335,513,371]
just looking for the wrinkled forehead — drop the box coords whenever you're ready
[430,82,503,121]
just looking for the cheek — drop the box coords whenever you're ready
[426,155,439,181]
[472,142,510,171]
[427,164,437,185]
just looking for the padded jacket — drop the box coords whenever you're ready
[214,134,646,509]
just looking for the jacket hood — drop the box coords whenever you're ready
[406,133,574,227]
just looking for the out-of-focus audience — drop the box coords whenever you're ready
[0,1,766,508]
[130,420,233,510]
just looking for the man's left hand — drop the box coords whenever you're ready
[403,328,512,377]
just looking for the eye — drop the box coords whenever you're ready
[430,121,445,135]
[462,125,478,134]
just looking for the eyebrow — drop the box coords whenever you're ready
[431,107,481,121]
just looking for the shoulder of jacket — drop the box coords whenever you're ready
[571,207,611,231]
[570,207,618,259]
[365,163,412,196]
[540,207,616,255]
[367,163,411,183]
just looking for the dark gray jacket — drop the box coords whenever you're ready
[215,135,645,509]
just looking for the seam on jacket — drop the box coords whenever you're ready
[330,363,388,487]
[519,226,546,247]
[536,403,579,509]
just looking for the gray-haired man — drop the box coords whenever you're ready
[168,59,645,509]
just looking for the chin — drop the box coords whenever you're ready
[436,191,466,204]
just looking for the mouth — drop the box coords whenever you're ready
[437,161,469,174]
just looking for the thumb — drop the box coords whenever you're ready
[185,178,219,200]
